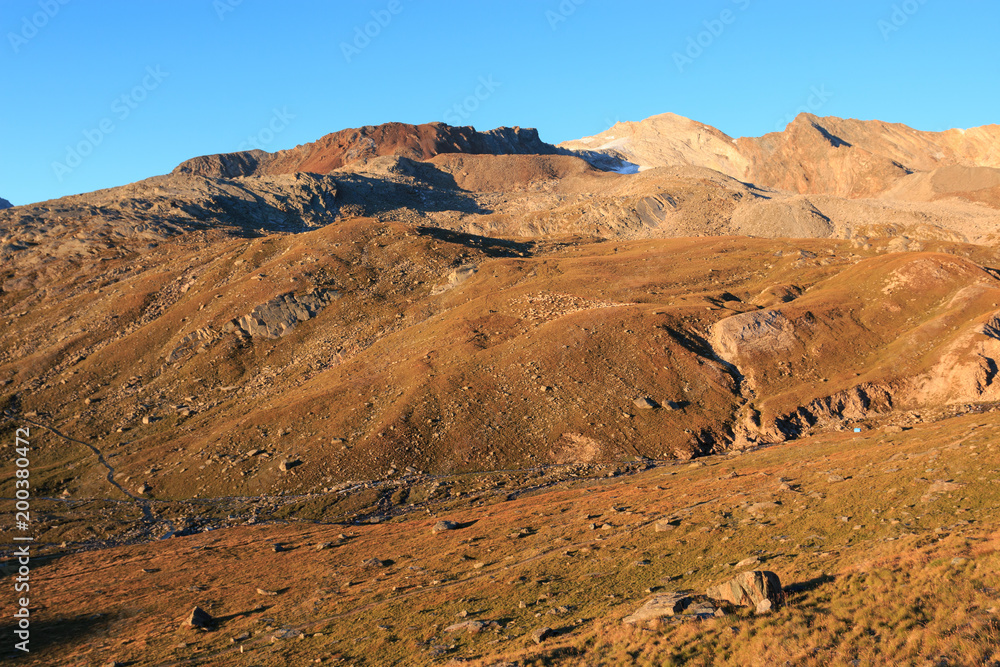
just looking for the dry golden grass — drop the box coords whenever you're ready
[5,409,1000,665]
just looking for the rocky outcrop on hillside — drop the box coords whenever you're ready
[228,288,340,339]
[0,172,340,269]
[174,122,560,179]
[0,197,12,209]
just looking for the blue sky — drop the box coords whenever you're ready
[2,0,997,205]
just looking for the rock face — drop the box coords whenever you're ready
[229,289,339,339]
[560,113,751,179]
[0,197,11,209]
[174,122,560,178]
[710,310,797,389]
[706,571,785,614]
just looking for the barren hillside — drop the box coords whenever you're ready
[560,112,1000,200]
[4,114,1000,666]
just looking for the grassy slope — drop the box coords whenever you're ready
[7,410,1000,666]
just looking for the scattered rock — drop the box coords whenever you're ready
[279,459,301,472]
[735,556,760,569]
[633,397,659,410]
[362,558,388,568]
[256,588,279,596]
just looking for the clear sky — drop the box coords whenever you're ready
[2,0,998,206]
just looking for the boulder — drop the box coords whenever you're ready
[184,606,214,629]
[710,310,796,366]
[432,520,458,534]
[531,627,556,644]
[623,593,692,623]
[444,620,499,633]
[624,593,721,624]
[706,571,784,614]
[654,518,680,532]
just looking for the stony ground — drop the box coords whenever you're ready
[3,407,1000,666]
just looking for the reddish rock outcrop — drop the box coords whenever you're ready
[174,122,559,178]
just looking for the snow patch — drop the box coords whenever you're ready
[612,161,640,175]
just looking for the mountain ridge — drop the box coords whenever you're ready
[561,112,1000,199]
[173,122,559,179]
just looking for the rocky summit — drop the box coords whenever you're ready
[4,114,1000,666]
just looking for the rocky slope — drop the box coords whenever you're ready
[561,112,1000,200]
[4,215,1000,503]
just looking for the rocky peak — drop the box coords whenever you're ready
[563,111,1000,199]
[173,122,560,179]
